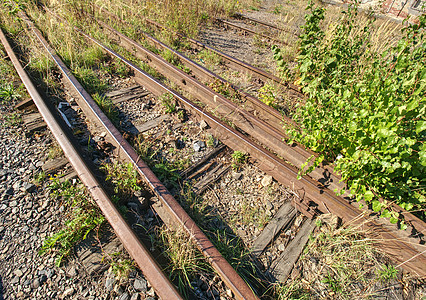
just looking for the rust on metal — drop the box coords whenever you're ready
[36,9,260,300]
[120,9,296,89]
[64,19,426,277]
[232,12,300,36]
[217,18,285,44]
[95,5,426,241]
[76,7,426,242]
[94,17,315,170]
[94,13,422,235]
[0,26,183,300]
[96,5,304,133]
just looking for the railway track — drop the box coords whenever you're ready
[89,4,426,235]
[0,21,185,300]
[230,13,300,38]
[45,4,426,277]
[16,9,261,300]
[1,2,425,299]
[215,18,285,45]
[98,3,301,94]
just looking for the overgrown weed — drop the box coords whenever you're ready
[39,177,105,266]
[158,225,211,297]
[273,3,426,223]
[101,161,141,196]
[278,215,401,299]
[1,111,21,127]
[92,93,119,124]
[231,150,248,170]
[0,83,21,104]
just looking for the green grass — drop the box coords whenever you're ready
[277,216,399,299]
[231,150,248,170]
[73,66,108,95]
[258,84,276,107]
[39,177,105,266]
[100,58,130,78]
[377,264,398,282]
[107,253,135,281]
[33,171,47,186]
[160,92,177,113]
[197,49,222,67]
[101,161,142,196]
[92,93,119,124]
[0,83,21,104]
[158,225,211,297]
[1,112,22,127]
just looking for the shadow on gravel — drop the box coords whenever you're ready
[0,275,4,300]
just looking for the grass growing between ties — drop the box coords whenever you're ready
[107,253,135,282]
[168,184,264,296]
[101,161,142,196]
[92,93,119,124]
[158,225,211,297]
[0,42,26,107]
[277,215,404,299]
[0,83,22,104]
[231,150,248,170]
[160,92,177,113]
[96,0,260,39]
[133,135,190,189]
[1,112,22,127]
[39,177,105,266]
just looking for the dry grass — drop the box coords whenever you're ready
[270,0,403,80]
[94,0,260,38]
[276,214,426,299]
[158,225,211,295]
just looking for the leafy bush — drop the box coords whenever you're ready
[273,3,425,224]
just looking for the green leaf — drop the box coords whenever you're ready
[406,99,419,111]
[405,202,414,211]
[364,190,374,202]
[372,200,382,212]
[348,121,357,132]
[389,216,398,224]
[381,209,392,218]
[416,121,426,134]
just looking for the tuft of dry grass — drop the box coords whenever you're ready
[158,225,211,295]
[94,0,260,39]
[276,214,425,299]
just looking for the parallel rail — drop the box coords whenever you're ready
[103,4,301,92]
[0,26,183,300]
[216,18,285,44]
[231,13,300,37]
[94,6,426,242]
[46,7,426,276]
[96,5,299,131]
[22,9,259,300]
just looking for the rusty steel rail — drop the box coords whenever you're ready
[93,17,322,181]
[216,18,286,44]
[95,5,294,132]
[232,13,300,37]
[121,9,426,240]
[105,4,301,92]
[46,9,426,276]
[91,9,426,241]
[0,26,183,300]
[31,9,260,300]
